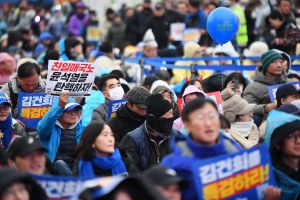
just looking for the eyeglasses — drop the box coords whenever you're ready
[286,132,300,142]
[195,113,219,121]
[0,105,10,112]
[64,109,80,115]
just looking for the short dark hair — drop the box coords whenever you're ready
[189,0,200,8]
[110,70,124,79]
[17,62,41,79]
[98,74,119,91]
[106,8,114,15]
[209,2,219,8]
[268,9,283,21]
[75,122,110,160]
[99,41,113,54]
[7,31,22,47]
[178,1,188,7]
[182,98,218,122]
[155,70,170,81]
[224,72,247,91]
[277,0,291,6]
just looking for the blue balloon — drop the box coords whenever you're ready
[207,7,238,45]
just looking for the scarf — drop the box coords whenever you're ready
[78,148,127,178]
[231,120,254,138]
[146,114,174,138]
[0,113,12,150]
[125,105,145,121]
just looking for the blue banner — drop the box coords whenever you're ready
[107,99,128,120]
[17,93,54,128]
[268,82,300,104]
[192,144,276,200]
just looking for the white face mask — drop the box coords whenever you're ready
[108,86,124,101]
[239,86,243,94]
[291,99,300,108]
[17,42,23,48]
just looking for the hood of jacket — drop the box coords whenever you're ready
[253,66,288,86]
[182,85,207,105]
[264,110,300,148]
[273,49,291,72]
[150,80,178,103]
[183,42,200,58]
[38,32,54,43]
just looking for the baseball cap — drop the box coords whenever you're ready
[276,84,300,107]
[64,102,82,111]
[0,93,11,106]
[126,86,151,109]
[144,165,188,189]
[278,104,300,115]
[155,3,164,9]
[7,136,47,159]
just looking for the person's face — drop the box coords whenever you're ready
[279,1,291,16]
[193,81,203,91]
[2,4,9,12]
[282,93,300,104]
[0,104,10,121]
[93,124,115,157]
[184,93,199,104]
[208,4,217,14]
[114,16,122,24]
[268,18,283,30]
[162,91,173,104]
[266,59,283,77]
[1,183,30,200]
[17,73,39,93]
[154,8,165,17]
[184,103,220,145]
[71,44,83,55]
[128,102,147,116]
[54,42,60,52]
[177,3,188,14]
[126,9,134,17]
[276,130,300,158]
[157,184,181,200]
[290,76,300,82]
[188,5,198,14]
[42,38,51,46]
[76,7,84,14]
[10,150,46,175]
[282,59,289,71]
[59,108,80,126]
[136,5,144,12]
[107,13,114,20]
[143,46,157,58]
[102,78,121,98]
[236,111,253,122]
[161,109,173,118]
[193,48,203,58]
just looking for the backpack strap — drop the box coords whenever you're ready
[8,82,18,110]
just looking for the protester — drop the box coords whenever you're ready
[0,61,45,119]
[142,29,158,58]
[173,85,207,132]
[62,37,85,61]
[47,6,67,40]
[264,110,300,199]
[144,165,188,200]
[119,94,178,172]
[224,72,247,96]
[0,167,47,200]
[221,88,259,148]
[34,32,54,57]
[243,50,287,126]
[0,93,25,150]
[178,77,205,97]
[92,74,124,123]
[142,75,160,90]
[73,122,138,177]
[37,93,84,176]
[0,52,16,86]
[177,1,188,14]
[100,8,114,41]
[108,86,150,144]
[68,2,89,37]
[276,83,300,108]
[7,136,47,175]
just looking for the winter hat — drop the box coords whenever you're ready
[143,29,158,48]
[17,58,37,70]
[221,88,256,123]
[0,52,16,71]
[244,41,269,57]
[126,86,151,109]
[261,50,283,72]
[145,94,172,117]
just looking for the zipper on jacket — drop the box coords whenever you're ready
[150,139,165,163]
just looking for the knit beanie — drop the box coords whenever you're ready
[221,88,256,123]
[143,29,158,48]
[261,50,283,72]
[145,94,172,117]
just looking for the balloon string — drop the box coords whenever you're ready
[221,44,224,89]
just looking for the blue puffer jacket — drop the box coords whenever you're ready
[37,97,85,162]
[161,133,242,200]
[264,110,300,200]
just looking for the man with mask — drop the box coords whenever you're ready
[276,83,300,108]
[92,74,124,123]
[68,2,89,37]
[108,86,151,144]
[119,94,178,173]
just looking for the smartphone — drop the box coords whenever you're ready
[232,80,239,91]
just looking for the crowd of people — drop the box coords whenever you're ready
[0,0,300,199]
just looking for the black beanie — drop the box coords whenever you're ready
[270,120,300,150]
[145,94,172,117]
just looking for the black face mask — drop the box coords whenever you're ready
[144,7,152,13]
[126,104,146,121]
[146,114,174,138]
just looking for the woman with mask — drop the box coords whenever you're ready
[0,93,25,150]
[224,72,247,97]
[221,88,259,148]
[72,122,138,177]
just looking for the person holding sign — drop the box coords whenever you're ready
[243,50,288,126]
[0,93,25,150]
[276,84,300,108]
[37,92,84,176]
[73,122,138,177]
[92,74,124,124]
[119,94,178,173]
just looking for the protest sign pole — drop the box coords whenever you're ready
[190,63,196,79]
[139,58,145,85]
